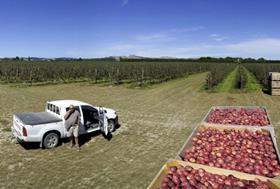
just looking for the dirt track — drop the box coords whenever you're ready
[1,73,280,189]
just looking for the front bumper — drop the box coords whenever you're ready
[114,115,119,125]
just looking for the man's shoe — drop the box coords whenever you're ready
[76,145,81,151]
[68,143,75,149]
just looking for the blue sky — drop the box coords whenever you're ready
[1,0,280,59]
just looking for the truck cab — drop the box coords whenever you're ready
[12,100,118,149]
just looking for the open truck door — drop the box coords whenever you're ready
[99,107,109,136]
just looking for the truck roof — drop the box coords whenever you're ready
[48,100,91,107]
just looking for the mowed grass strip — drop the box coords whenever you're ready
[214,67,238,92]
[244,68,262,92]
[213,66,262,93]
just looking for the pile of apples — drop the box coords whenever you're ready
[207,108,269,126]
[161,165,271,189]
[183,127,280,177]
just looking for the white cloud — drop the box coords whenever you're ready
[92,38,280,59]
[193,38,280,59]
[134,26,204,42]
[210,33,228,41]
[135,33,176,42]
[216,38,226,41]
[210,34,219,37]
[99,42,204,58]
[225,38,280,55]
[109,44,137,51]
[121,0,129,7]
[170,26,205,33]
[136,33,165,41]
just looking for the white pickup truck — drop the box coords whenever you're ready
[11,100,118,149]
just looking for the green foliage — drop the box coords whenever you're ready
[205,63,237,90]
[235,65,247,89]
[244,63,280,89]
[0,60,213,85]
[0,60,241,88]
[244,69,262,92]
[214,67,238,92]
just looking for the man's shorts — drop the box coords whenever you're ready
[68,125,79,137]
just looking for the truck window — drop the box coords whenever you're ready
[55,106,60,115]
[66,106,80,113]
[47,103,51,110]
[47,103,60,115]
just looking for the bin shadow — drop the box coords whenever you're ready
[262,89,271,95]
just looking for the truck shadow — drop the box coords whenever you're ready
[78,131,111,147]
[79,123,121,146]
[19,123,121,150]
[20,142,41,150]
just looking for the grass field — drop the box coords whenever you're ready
[1,72,280,189]
[244,68,263,92]
[214,66,263,93]
[214,67,238,92]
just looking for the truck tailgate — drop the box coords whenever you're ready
[14,112,62,125]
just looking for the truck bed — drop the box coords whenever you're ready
[14,112,62,125]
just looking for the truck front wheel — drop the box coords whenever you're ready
[43,132,59,149]
[108,120,115,132]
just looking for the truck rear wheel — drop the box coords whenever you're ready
[43,132,59,149]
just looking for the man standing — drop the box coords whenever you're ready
[64,105,81,150]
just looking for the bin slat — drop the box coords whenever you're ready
[148,159,280,189]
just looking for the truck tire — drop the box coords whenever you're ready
[43,132,59,149]
[108,120,115,132]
